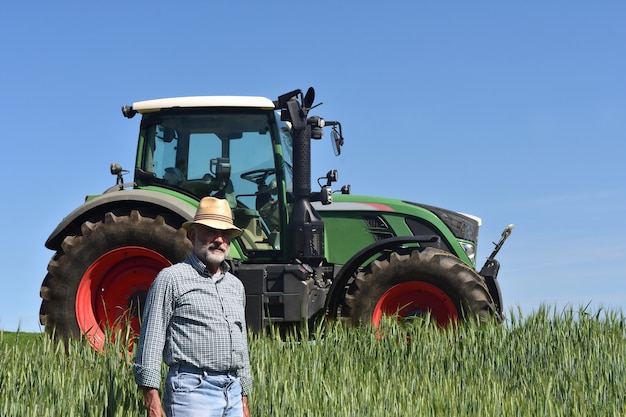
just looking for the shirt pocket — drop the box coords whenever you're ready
[223,302,244,330]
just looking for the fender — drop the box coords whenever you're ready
[324,235,441,317]
[45,189,198,250]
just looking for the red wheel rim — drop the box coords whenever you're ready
[372,281,459,328]
[76,246,171,350]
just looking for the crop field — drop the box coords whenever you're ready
[1,306,625,416]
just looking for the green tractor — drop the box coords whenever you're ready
[40,87,512,349]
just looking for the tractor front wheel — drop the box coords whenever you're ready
[39,210,191,350]
[343,247,496,328]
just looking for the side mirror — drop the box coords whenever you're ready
[324,122,344,156]
[332,129,342,156]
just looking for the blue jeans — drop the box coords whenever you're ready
[164,365,243,417]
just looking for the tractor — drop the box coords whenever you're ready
[40,87,512,350]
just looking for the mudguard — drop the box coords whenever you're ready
[45,189,197,249]
[324,235,441,316]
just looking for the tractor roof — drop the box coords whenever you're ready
[130,96,276,114]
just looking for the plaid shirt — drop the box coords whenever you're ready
[133,251,252,396]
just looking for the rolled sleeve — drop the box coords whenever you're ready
[132,364,162,389]
[240,375,253,397]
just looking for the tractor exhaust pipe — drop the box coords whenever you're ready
[293,124,312,198]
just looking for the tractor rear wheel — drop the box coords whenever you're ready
[39,210,191,350]
[343,247,496,328]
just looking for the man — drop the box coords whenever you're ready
[133,197,252,417]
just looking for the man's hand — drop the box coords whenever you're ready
[142,387,163,417]
[242,395,251,417]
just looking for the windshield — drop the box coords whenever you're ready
[137,111,274,194]
[135,110,293,252]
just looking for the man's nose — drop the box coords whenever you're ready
[212,231,228,242]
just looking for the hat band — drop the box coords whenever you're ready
[194,213,234,225]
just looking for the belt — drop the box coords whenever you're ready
[170,363,237,377]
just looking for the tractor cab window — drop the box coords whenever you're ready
[136,111,285,252]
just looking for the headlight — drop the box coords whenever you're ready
[459,241,477,266]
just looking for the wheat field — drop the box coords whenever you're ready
[1,306,625,416]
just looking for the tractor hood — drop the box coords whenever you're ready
[312,194,481,246]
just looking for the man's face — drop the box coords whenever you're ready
[190,225,231,267]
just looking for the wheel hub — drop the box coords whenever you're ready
[372,281,459,328]
[75,246,171,350]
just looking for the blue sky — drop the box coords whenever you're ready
[1,1,624,332]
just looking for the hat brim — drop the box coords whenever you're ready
[182,219,243,237]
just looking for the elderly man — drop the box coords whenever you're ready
[133,197,252,417]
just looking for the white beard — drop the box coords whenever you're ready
[193,234,230,268]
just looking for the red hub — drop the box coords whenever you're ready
[76,246,171,350]
[372,281,459,328]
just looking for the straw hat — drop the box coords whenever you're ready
[182,197,243,237]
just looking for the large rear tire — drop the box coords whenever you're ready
[343,247,496,328]
[39,210,191,350]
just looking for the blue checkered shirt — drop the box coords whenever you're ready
[133,251,252,396]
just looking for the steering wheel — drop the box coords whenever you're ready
[240,168,276,185]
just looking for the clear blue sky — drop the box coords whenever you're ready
[1,1,624,332]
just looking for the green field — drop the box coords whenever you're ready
[1,306,625,416]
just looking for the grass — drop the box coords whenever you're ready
[1,305,625,416]
[0,330,43,348]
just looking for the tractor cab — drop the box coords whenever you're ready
[125,98,300,257]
